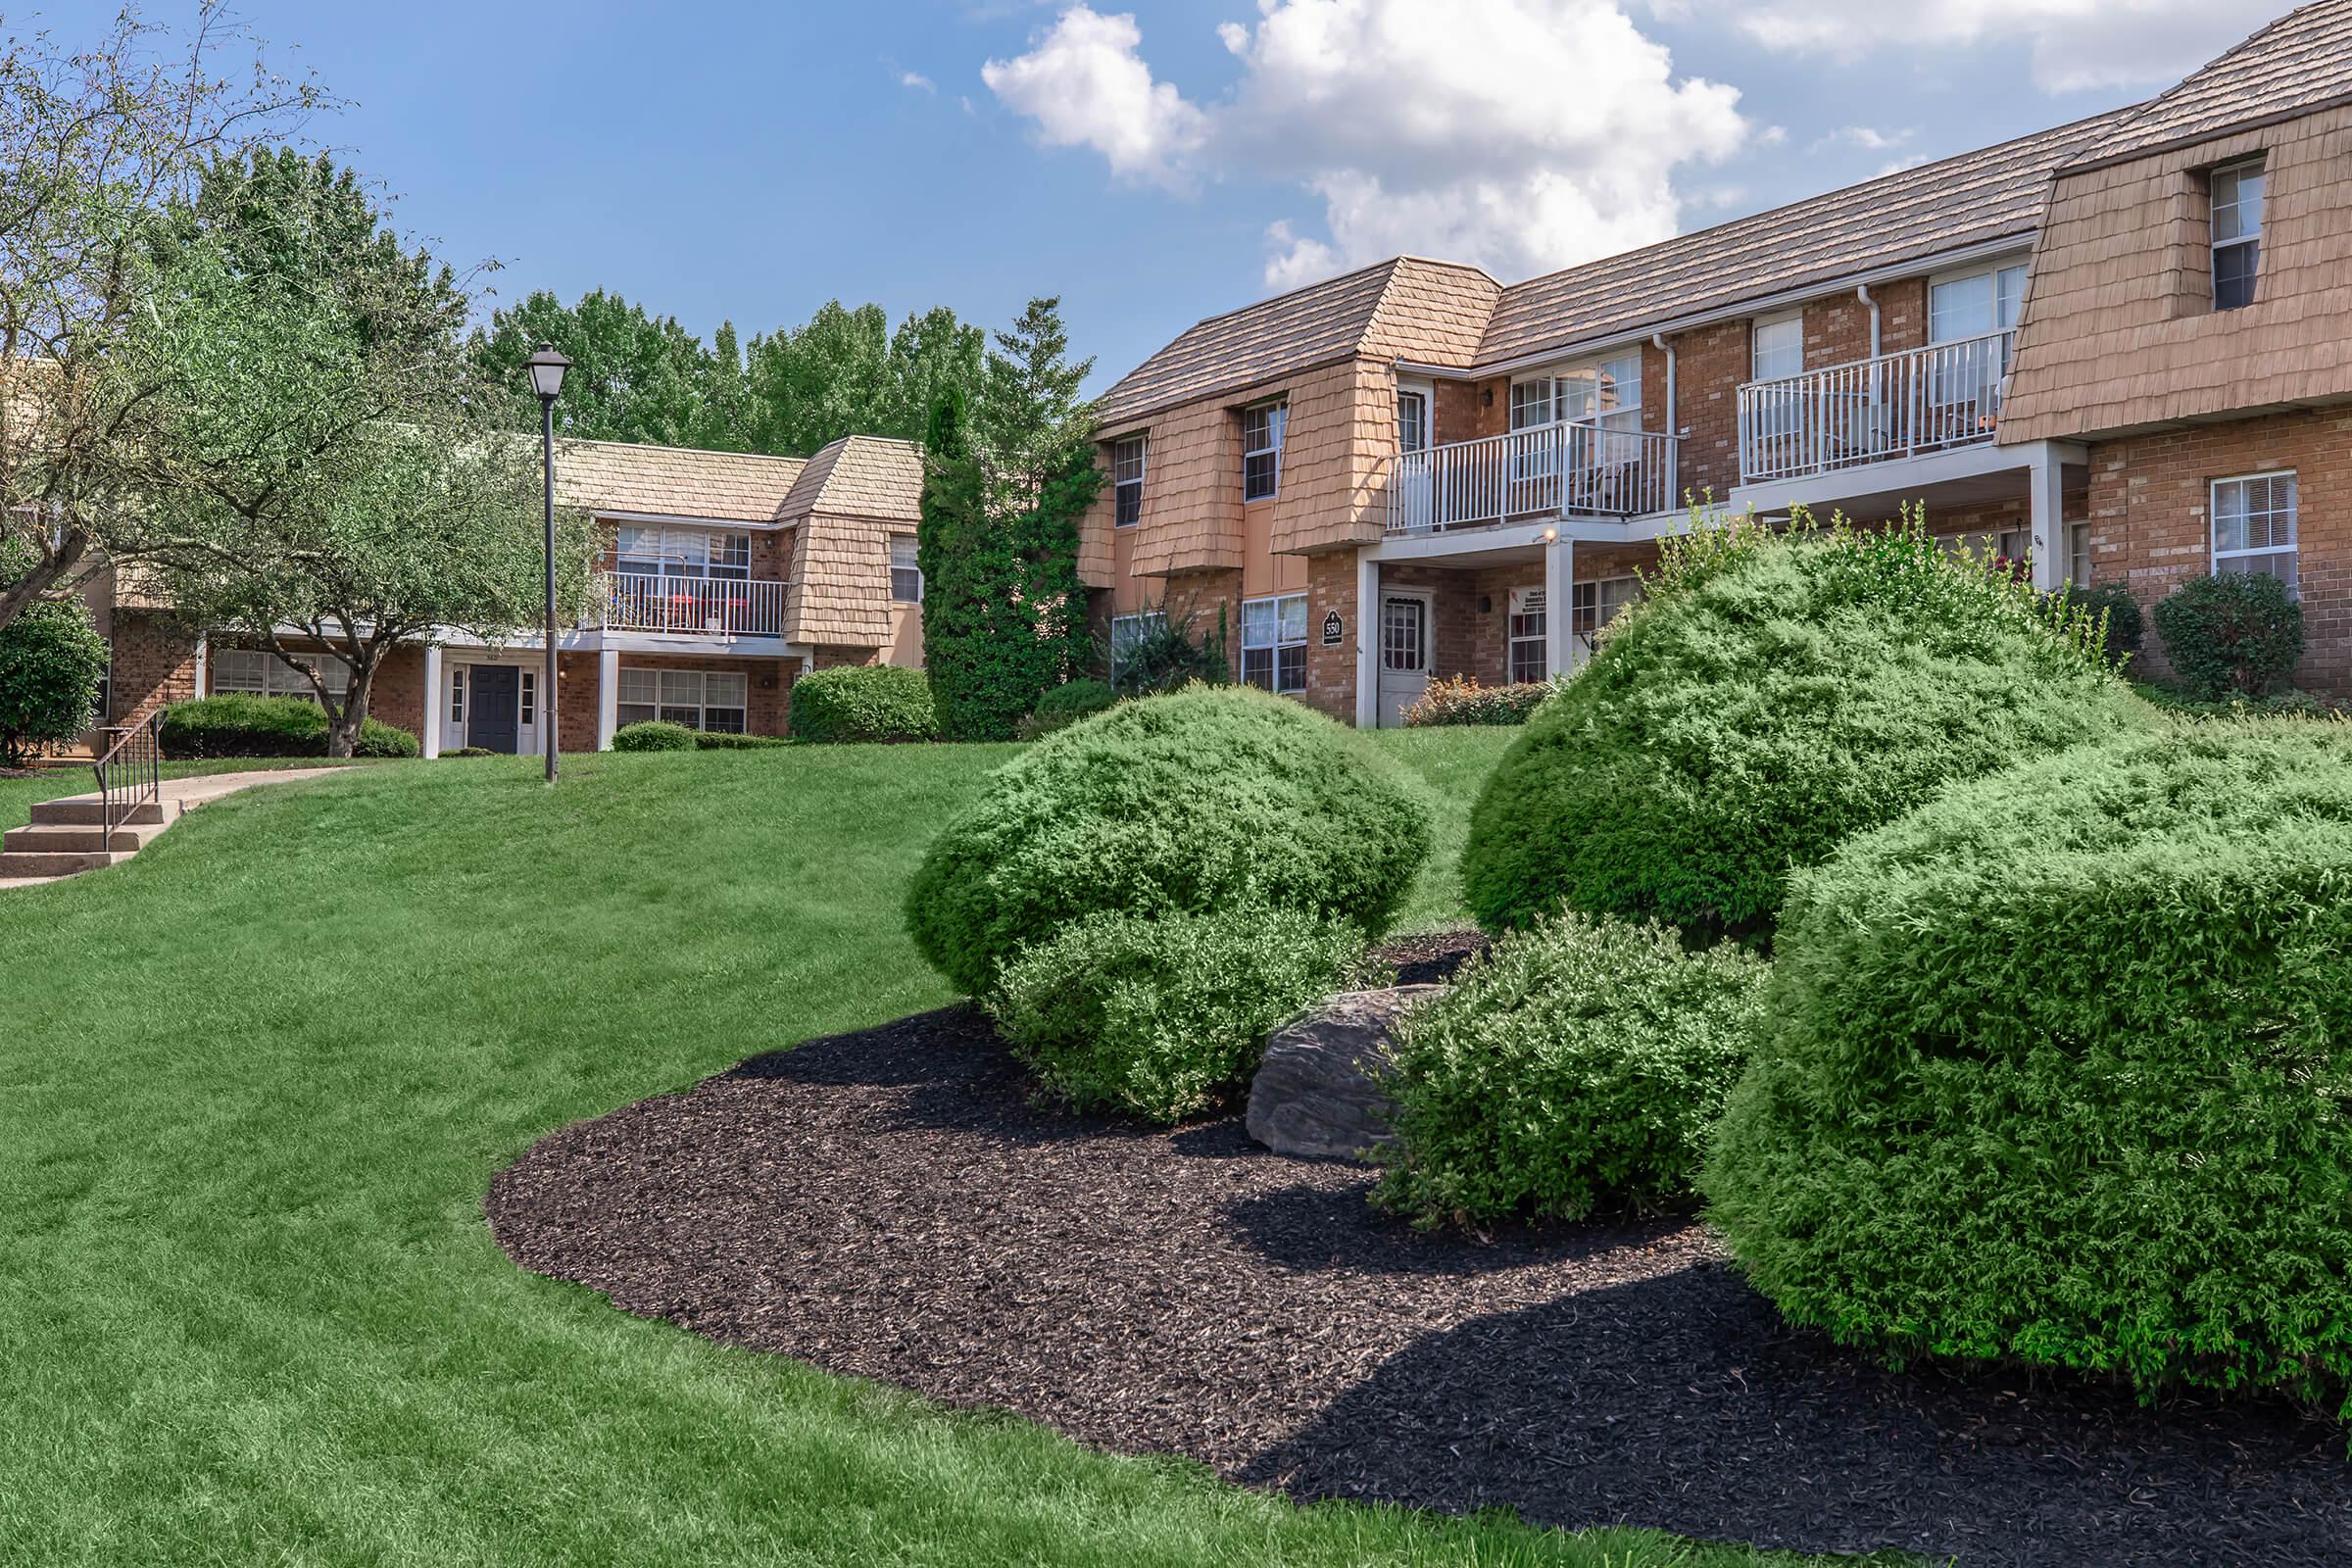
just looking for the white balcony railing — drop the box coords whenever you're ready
[1738,329,2014,485]
[1386,421,1680,535]
[602,572,785,637]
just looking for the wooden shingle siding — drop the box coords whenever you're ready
[2002,102,2352,443]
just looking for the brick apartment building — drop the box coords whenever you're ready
[89,432,927,755]
[1081,2,2352,725]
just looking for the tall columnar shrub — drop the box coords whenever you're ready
[989,904,1362,1123]
[1705,726,2352,1413]
[0,599,108,763]
[1461,513,2150,944]
[906,685,1431,996]
[1373,912,1770,1229]
[2151,570,2304,699]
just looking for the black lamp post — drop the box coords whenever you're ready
[525,346,571,782]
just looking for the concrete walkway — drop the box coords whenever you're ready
[0,766,348,889]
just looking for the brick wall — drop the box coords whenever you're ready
[366,647,426,738]
[107,610,200,723]
[2082,407,2350,691]
[601,651,799,747]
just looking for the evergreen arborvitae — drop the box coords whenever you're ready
[918,298,1101,741]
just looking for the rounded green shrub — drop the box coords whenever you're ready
[1373,912,1769,1229]
[906,685,1431,996]
[692,730,788,751]
[2050,580,2144,659]
[1704,725,2352,1412]
[611,719,698,753]
[988,904,1362,1122]
[2152,570,2303,699]
[0,599,108,764]
[1015,678,1116,740]
[789,664,938,743]
[1461,515,2149,944]
[160,695,416,759]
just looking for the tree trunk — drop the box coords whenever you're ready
[0,530,89,635]
[324,682,369,758]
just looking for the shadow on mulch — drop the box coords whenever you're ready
[487,955,2352,1568]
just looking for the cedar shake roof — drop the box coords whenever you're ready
[779,434,925,522]
[1475,108,2136,365]
[557,439,808,523]
[2073,0,2352,168]
[1093,257,1498,428]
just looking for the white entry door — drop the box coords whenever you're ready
[1377,591,1433,726]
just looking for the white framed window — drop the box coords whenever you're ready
[214,648,351,701]
[1751,314,1804,383]
[614,526,753,580]
[1507,586,1547,684]
[1112,435,1147,526]
[1241,593,1307,695]
[1570,576,1642,648]
[1929,261,2030,344]
[1108,611,1164,685]
[2212,471,2297,588]
[1396,388,1430,454]
[450,665,466,724]
[2069,522,2092,585]
[1512,353,1642,432]
[1243,401,1286,502]
[615,666,749,732]
[2211,157,2265,311]
[890,534,922,603]
[519,669,537,729]
[1380,595,1428,673]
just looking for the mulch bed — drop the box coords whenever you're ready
[488,933,2352,1567]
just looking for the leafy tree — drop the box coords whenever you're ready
[131,153,589,758]
[741,301,985,457]
[469,288,737,449]
[0,7,316,633]
[917,297,1099,741]
[0,595,108,764]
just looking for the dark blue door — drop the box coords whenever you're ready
[469,665,520,754]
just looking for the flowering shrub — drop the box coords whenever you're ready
[1401,675,1560,727]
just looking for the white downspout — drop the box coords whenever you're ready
[1651,331,1679,512]
[1856,283,1881,356]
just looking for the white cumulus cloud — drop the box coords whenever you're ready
[983,1,1749,287]
[1665,0,2285,93]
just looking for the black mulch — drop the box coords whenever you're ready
[487,937,2352,1568]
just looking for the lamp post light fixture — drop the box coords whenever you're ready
[525,346,571,783]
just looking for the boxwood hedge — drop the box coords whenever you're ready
[160,695,417,759]
[1704,724,2352,1413]
[1373,912,1769,1229]
[906,685,1430,996]
[789,664,938,743]
[988,904,1361,1122]
[1461,514,2149,943]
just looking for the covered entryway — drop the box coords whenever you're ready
[468,665,520,754]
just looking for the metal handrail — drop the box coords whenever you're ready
[1736,328,2014,484]
[1385,420,1680,534]
[92,710,164,848]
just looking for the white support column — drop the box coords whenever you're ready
[1544,531,1575,676]
[1353,550,1380,729]
[2028,441,2068,593]
[419,645,442,759]
[596,647,619,751]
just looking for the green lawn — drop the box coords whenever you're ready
[0,737,1883,1567]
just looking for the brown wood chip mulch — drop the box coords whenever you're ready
[487,933,2352,1568]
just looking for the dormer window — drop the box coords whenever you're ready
[1112,435,1147,526]
[2212,157,2264,310]
[1243,400,1286,502]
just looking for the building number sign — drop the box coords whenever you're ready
[1321,610,1344,645]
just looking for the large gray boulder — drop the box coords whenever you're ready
[1246,985,1444,1161]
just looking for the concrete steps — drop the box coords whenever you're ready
[3,820,168,856]
[0,848,135,878]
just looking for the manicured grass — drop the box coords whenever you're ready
[0,756,380,834]
[0,739,1890,1566]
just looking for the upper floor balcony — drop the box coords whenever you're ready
[599,572,786,638]
[1384,422,1680,536]
[1737,329,2013,485]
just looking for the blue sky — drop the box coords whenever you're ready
[193,0,2291,393]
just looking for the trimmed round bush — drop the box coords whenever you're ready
[906,685,1432,996]
[2152,569,2303,699]
[1016,678,1116,740]
[0,598,108,764]
[1373,912,1769,1229]
[1705,725,2352,1411]
[611,719,697,753]
[1462,516,2149,944]
[988,904,1362,1122]
[789,664,938,743]
[160,695,416,759]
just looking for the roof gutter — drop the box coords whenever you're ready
[1394,232,2034,381]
